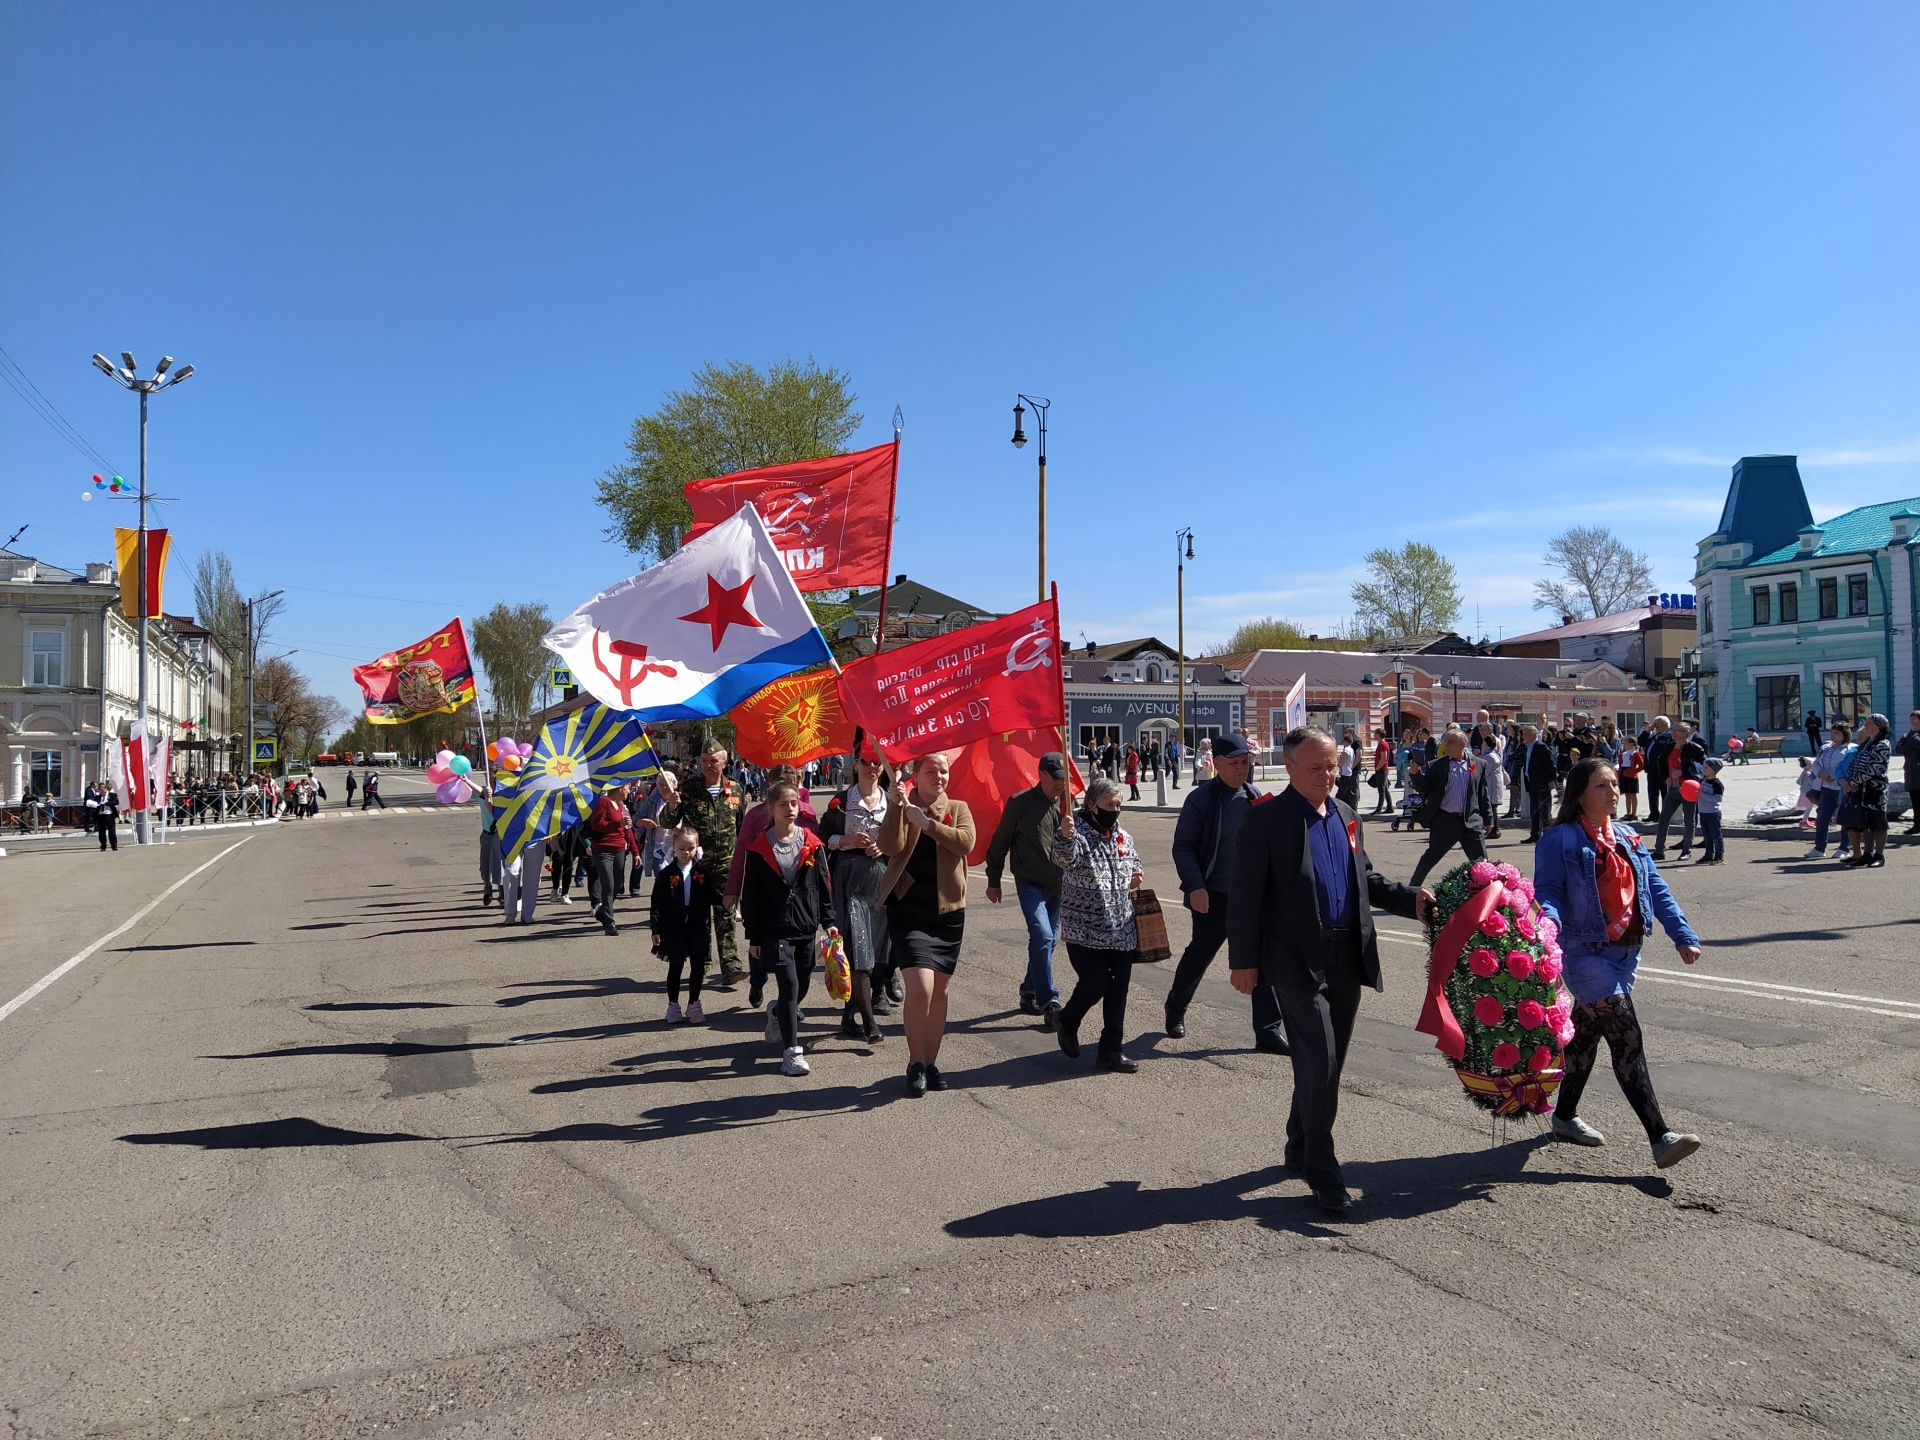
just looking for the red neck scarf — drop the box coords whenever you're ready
[1580,814,1636,941]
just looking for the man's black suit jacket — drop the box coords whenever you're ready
[1414,755,1494,832]
[1227,790,1419,995]
[1522,740,1557,791]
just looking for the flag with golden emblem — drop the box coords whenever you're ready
[729,665,854,768]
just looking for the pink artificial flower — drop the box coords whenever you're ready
[1469,862,1498,889]
[1490,1041,1521,1070]
[1552,1015,1576,1047]
[1496,863,1523,886]
[1527,1096,1552,1114]
[1505,950,1535,980]
[1529,1044,1555,1072]
[1482,911,1509,937]
[1467,948,1500,978]
[1513,910,1537,941]
[1536,954,1563,984]
[1512,877,1536,903]
[1473,995,1506,1028]
[1538,915,1559,942]
[1516,999,1548,1029]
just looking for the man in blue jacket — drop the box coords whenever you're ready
[1166,732,1286,1052]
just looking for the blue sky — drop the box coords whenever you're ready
[5,3,1917,718]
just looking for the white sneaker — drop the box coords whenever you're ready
[1653,1131,1701,1168]
[780,1046,810,1077]
[1803,847,1825,859]
[764,1003,781,1045]
[665,1002,683,1025]
[686,1001,705,1024]
[1551,1114,1607,1146]
[559,894,574,905]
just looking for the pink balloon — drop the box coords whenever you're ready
[425,763,453,783]
[435,749,455,766]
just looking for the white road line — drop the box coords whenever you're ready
[0,836,252,1026]
[1375,926,1920,1017]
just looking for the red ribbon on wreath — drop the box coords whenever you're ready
[1458,1066,1564,1117]
[1414,878,1508,1061]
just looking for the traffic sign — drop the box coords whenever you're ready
[550,665,575,689]
[253,739,278,763]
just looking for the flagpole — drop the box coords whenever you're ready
[872,413,903,657]
[1051,581,1072,820]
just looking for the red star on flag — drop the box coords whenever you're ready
[678,574,766,650]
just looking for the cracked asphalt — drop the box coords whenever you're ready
[1,797,1915,1438]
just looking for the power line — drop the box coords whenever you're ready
[0,343,126,476]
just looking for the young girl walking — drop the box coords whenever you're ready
[650,826,713,1024]
[738,779,832,1076]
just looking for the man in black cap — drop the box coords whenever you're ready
[1166,731,1286,1051]
[985,751,1070,1029]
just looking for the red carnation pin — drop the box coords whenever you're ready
[1346,819,1360,853]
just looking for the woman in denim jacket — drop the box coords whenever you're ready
[1534,757,1705,1169]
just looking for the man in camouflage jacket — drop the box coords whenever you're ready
[677,740,747,986]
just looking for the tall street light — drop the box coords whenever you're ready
[245,590,285,777]
[1010,395,1050,602]
[1176,527,1195,783]
[93,351,194,843]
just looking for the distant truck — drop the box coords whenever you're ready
[369,752,400,767]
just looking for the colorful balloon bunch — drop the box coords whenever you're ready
[427,747,477,804]
[81,473,129,503]
[488,736,533,773]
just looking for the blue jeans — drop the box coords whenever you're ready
[1700,813,1724,861]
[1812,789,1840,852]
[1015,881,1061,1006]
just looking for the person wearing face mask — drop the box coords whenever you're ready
[1047,777,1146,1072]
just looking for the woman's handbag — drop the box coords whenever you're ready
[1132,888,1172,963]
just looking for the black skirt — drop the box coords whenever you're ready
[888,907,965,975]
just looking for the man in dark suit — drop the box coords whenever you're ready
[1408,729,1495,886]
[1641,716,1676,830]
[1520,724,1557,840]
[1167,733,1284,1051]
[1228,726,1432,1216]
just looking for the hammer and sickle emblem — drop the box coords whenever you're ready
[592,632,679,705]
[1004,629,1053,676]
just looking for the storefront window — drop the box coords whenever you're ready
[29,749,63,797]
[1821,670,1872,723]
[1755,675,1799,730]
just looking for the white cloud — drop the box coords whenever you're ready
[1802,439,1920,467]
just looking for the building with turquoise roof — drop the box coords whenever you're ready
[1693,455,1918,752]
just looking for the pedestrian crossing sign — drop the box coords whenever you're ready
[550,665,574,689]
[253,739,277,763]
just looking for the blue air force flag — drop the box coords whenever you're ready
[492,703,660,862]
[544,504,834,720]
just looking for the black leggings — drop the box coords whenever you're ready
[666,948,708,1005]
[1061,942,1136,1058]
[754,936,816,1049]
[1555,993,1670,1141]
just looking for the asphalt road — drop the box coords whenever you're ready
[2,796,1916,1438]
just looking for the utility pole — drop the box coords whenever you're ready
[245,590,284,778]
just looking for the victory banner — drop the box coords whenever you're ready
[731,665,854,768]
[835,596,1065,763]
[113,527,172,619]
[683,442,897,592]
[352,618,478,724]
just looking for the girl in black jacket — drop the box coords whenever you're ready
[650,826,714,1024]
[739,779,832,1077]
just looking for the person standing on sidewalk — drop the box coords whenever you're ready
[1165,732,1286,1052]
[1652,721,1706,861]
[1894,710,1920,838]
[1806,722,1855,859]
[1805,709,1825,759]
[1370,732,1395,815]
[984,751,1070,1030]
[345,770,357,809]
[1696,758,1727,864]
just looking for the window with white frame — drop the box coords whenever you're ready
[1778,582,1799,623]
[1847,574,1869,617]
[1817,577,1838,619]
[1751,586,1771,626]
[29,749,63,797]
[28,628,65,687]
[1821,670,1872,723]
[1755,675,1799,730]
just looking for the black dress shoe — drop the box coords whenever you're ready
[1164,1012,1187,1039]
[840,1015,864,1040]
[1255,1035,1291,1055]
[1042,1001,1061,1033]
[1057,1022,1081,1059]
[924,1063,948,1091]
[904,1062,927,1097]
[1096,1053,1140,1074]
[862,1024,884,1045]
[1313,1185,1354,1215]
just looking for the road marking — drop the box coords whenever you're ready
[0,837,252,1026]
[1376,926,1920,1017]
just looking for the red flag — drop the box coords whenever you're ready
[836,597,1064,763]
[683,442,897,592]
[352,618,478,724]
[730,665,855,768]
[123,725,149,813]
[945,729,1086,866]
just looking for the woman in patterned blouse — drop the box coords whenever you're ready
[1047,777,1146,1073]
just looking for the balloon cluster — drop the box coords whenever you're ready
[81,473,129,503]
[489,736,533,773]
[427,748,477,804]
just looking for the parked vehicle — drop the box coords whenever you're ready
[369,752,400,767]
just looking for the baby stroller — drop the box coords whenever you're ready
[1389,789,1425,833]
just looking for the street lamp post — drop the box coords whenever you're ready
[1448,670,1461,728]
[245,591,285,779]
[1010,395,1050,603]
[1176,527,1195,783]
[92,351,193,843]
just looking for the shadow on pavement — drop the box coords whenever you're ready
[118,1117,445,1149]
[113,941,258,952]
[495,977,648,1006]
[944,1139,1669,1236]
[305,1000,465,1012]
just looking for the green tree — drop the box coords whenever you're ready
[1532,525,1654,619]
[1350,542,1463,639]
[471,600,555,733]
[1224,616,1313,652]
[595,358,862,561]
